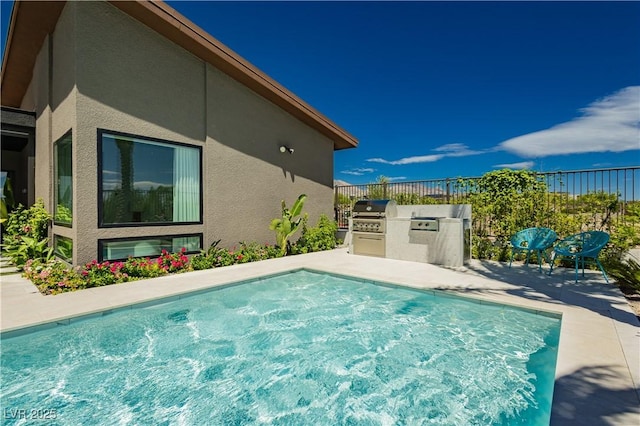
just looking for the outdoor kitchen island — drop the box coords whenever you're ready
[349,201,471,268]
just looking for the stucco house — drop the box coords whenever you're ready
[0,0,357,266]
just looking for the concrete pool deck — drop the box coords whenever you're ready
[1,248,639,425]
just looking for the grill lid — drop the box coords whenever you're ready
[352,199,397,217]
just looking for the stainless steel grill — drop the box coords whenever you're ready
[409,217,443,232]
[350,200,397,257]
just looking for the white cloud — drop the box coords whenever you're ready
[341,168,375,176]
[499,86,640,157]
[366,143,484,165]
[433,143,484,157]
[387,176,407,181]
[493,161,535,169]
[367,154,444,165]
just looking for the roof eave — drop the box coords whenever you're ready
[0,0,358,150]
[0,1,66,108]
[108,1,357,150]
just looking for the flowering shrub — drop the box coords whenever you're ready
[23,259,86,295]
[156,248,191,273]
[82,260,130,287]
[21,235,336,295]
[121,257,167,278]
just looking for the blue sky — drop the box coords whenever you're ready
[2,1,639,184]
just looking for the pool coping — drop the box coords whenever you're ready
[1,248,639,424]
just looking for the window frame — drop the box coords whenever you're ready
[97,129,203,228]
[97,233,203,262]
[53,130,73,227]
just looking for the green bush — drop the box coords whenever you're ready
[191,240,282,270]
[2,200,53,269]
[3,199,50,241]
[291,214,339,254]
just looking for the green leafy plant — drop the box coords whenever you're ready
[603,254,640,293]
[465,169,548,245]
[291,214,339,254]
[3,199,51,240]
[191,240,282,270]
[269,194,307,256]
[2,200,53,268]
[235,241,281,262]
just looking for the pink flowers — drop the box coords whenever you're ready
[155,247,191,273]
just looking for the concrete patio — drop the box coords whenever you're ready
[1,248,639,425]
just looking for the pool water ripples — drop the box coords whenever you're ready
[1,270,560,425]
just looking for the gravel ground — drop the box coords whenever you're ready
[625,293,640,320]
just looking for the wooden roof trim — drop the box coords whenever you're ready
[0,1,66,108]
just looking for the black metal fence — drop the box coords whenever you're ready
[334,166,640,235]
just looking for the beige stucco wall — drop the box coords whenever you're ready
[28,35,52,213]
[29,0,336,265]
[205,65,334,248]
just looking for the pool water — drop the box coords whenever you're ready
[1,269,560,425]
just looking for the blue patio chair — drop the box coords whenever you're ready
[548,231,610,283]
[509,227,558,272]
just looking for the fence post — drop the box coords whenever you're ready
[446,179,450,203]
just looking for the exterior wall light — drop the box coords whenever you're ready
[279,145,294,154]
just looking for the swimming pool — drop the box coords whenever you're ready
[1,269,560,425]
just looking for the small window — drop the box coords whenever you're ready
[99,234,202,261]
[54,131,73,226]
[98,130,202,226]
[54,235,73,263]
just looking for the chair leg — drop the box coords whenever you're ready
[541,250,552,273]
[548,253,557,276]
[509,251,514,269]
[536,250,543,273]
[595,259,609,283]
[574,257,579,283]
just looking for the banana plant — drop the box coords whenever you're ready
[269,194,307,256]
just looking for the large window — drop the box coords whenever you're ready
[98,130,202,226]
[54,131,73,226]
[99,234,202,261]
